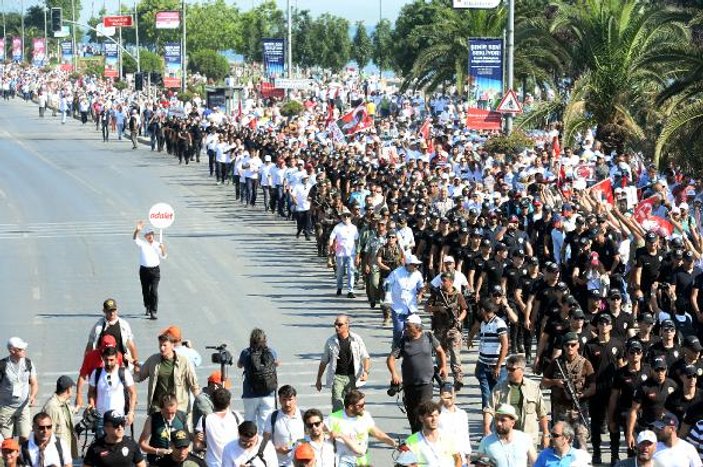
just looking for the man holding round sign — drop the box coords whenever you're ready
[133,210,170,320]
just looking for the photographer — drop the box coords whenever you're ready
[386,314,448,432]
[426,272,467,391]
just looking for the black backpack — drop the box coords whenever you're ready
[0,357,32,383]
[246,348,277,395]
[93,366,130,413]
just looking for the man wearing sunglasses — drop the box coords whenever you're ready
[84,410,145,467]
[293,409,335,467]
[88,346,137,438]
[532,421,591,467]
[18,412,72,467]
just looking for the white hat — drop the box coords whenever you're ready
[264,155,271,162]
[495,404,518,419]
[7,337,28,350]
[680,202,689,211]
[406,255,422,265]
[406,314,422,326]
[443,256,455,263]
[636,430,657,445]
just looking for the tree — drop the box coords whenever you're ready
[132,0,180,50]
[189,49,230,82]
[186,0,241,53]
[390,0,438,76]
[371,19,393,73]
[237,0,285,62]
[292,9,316,69]
[123,49,164,73]
[308,13,351,71]
[351,21,372,70]
[86,8,107,43]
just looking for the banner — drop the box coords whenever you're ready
[336,104,374,135]
[12,36,22,62]
[0,38,4,62]
[60,41,73,71]
[104,43,118,78]
[262,38,285,78]
[465,108,502,130]
[32,38,46,66]
[327,121,345,142]
[589,178,614,206]
[163,42,182,88]
[155,11,180,29]
[634,195,674,236]
[468,38,503,110]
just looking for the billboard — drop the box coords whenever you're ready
[32,38,46,66]
[60,41,73,71]
[12,36,22,61]
[262,38,285,78]
[454,0,500,7]
[0,38,4,62]
[468,37,503,110]
[155,11,180,29]
[104,43,118,78]
[163,42,182,88]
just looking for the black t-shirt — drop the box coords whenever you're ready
[503,265,527,298]
[665,387,703,421]
[544,314,571,353]
[482,259,505,291]
[155,453,207,467]
[531,279,560,324]
[584,337,624,392]
[604,311,635,342]
[683,399,703,425]
[612,364,650,413]
[516,272,541,300]
[100,320,126,355]
[391,331,439,386]
[592,237,619,271]
[335,336,354,376]
[669,358,703,388]
[672,266,701,305]
[635,248,663,290]
[646,341,682,368]
[633,378,679,425]
[84,436,145,467]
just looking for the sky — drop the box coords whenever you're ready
[270,0,412,25]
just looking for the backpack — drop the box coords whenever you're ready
[0,357,33,383]
[244,438,270,467]
[269,409,303,443]
[19,438,63,467]
[246,348,277,395]
[93,366,130,414]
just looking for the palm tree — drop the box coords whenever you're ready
[544,0,689,152]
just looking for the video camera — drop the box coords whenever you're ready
[75,407,99,436]
[206,344,233,366]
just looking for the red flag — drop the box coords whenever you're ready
[248,117,257,129]
[336,104,373,135]
[325,102,335,126]
[551,136,561,158]
[634,196,674,236]
[418,118,431,141]
[590,178,614,206]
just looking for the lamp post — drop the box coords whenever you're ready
[286,0,291,78]
[134,0,139,73]
[20,0,24,61]
[43,6,47,63]
[505,0,515,134]
[181,0,186,91]
[71,0,77,70]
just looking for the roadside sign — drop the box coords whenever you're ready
[148,203,175,241]
[155,11,180,29]
[54,26,70,38]
[103,15,133,27]
[453,0,500,8]
[496,89,523,114]
[96,23,116,37]
[274,78,315,90]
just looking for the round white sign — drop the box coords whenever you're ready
[148,203,175,229]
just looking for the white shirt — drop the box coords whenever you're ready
[292,182,313,211]
[653,439,702,467]
[385,266,425,315]
[264,409,306,466]
[196,410,242,467]
[299,437,336,467]
[329,222,359,257]
[247,156,262,180]
[135,237,165,267]
[25,434,72,467]
[430,270,469,292]
[439,405,472,458]
[221,437,278,467]
[89,366,134,416]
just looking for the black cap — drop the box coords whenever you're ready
[645,231,657,242]
[589,289,602,299]
[491,285,503,296]
[626,339,644,352]
[683,364,699,377]
[609,289,622,299]
[527,256,540,265]
[494,242,507,252]
[571,308,586,319]
[546,262,560,273]
[103,409,126,426]
[512,249,525,258]
[171,429,191,448]
[596,313,613,324]
[563,332,580,345]
[56,375,75,393]
[638,312,655,324]
[661,319,676,329]
[556,281,569,292]
[683,335,703,352]
[652,357,668,370]
[481,238,491,247]
[471,228,483,237]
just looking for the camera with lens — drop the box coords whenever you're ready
[658,282,670,291]
[207,344,233,366]
[387,382,403,397]
[75,407,99,436]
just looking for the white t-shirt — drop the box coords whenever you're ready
[478,430,534,467]
[263,409,305,466]
[89,366,134,416]
[195,410,242,467]
[135,237,163,267]
[439,406,472,457]
[330,222,359,257]
[324,410,375,466]
[653,439,703,467]
[221,437,278,467]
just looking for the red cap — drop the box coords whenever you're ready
[2,439,19,451]
[99,334,117,349]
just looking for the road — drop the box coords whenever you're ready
[0,97,494,463]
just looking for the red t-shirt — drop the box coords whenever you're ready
[79,349,124,378]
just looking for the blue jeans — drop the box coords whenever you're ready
[335,255,355,293]
[391,309,410,346]
[475,361,507,409]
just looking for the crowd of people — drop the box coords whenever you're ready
[2,60,703,467]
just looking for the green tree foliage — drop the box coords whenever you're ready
[292,9,316,69]
[238,0,285,62]
[189,49,230,82]
[122,49,163,73]
[186,0,241,53]
[390,0,438,76]
[351,21,372,70]
[372,19,393,72]
[309,13,351,71]
[133,0,180,50]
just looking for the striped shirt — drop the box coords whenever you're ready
[687,420,703,461]
[478,315,508,366]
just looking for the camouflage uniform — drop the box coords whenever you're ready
[427,288,468,383]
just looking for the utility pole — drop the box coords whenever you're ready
[71,0,77,70]
[505,0,515,134]
[286,0,291,78]
[43,6,47,64]
[20,0,24,61]
[134,0,140,73]
[2,0,6,58]
[181,0,186,91]
[378,0,382,80]
[118,2,123,78]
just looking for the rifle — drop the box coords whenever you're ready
[554,359,591,439]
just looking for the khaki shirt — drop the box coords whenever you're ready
[489,377,548,444]
[42,394,78,457]
[136,352,199,413]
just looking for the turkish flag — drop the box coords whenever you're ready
[590,178,614,206]
[419,118,431,141]
[552,136,561,158]
[635,196,674,236]
[336,104,373,135]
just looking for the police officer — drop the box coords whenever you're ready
[626,357,678,451]
[646,319,681,368]
[608,340,649,462]
[502,250,528,355]
[541,332,596,449]
[426,272,468,391]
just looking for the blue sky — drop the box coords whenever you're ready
[271,0,411,25]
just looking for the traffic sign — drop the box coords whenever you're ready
[103,15,133,27]
[53,26,70,38]
[96,23,116,37]
[496,89,523,114]
[453,0,500,8]
[274,78,315,90]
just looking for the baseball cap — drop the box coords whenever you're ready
[527,256,540,265]
[636,430,657,445]
[512,249,525,258]
[546,262,560,273]
[406,255,422,265]
[661,319,676,329]
[609,289,622,299]
[651,411,678,430]
[556,281,569,292]
[626,340,644,353]
[99,334,117,349]
[495,404,518,419]
[563,332,580,344]
[683,364,699,377]
[294,443,315,461]
[406,314,422,326]
[652,357,668,370]
[171,429,190,448]
[103,298,118,311]
[684,335,703,352]
[494,242,507,252]
[645,231,657,242]
[638,313,655,324]
[143,227,155,235]
[1,439,19,452]
[7,337,28,350]
[159,325,182,342]
[596,313,613,324]
[56,375,75,393]
[387,230,398,237]
[443,255,455,263]
[208,371,224,384]
[571,309,586,320]
[103,409,126,426]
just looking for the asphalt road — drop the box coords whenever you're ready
[0,97,495,464]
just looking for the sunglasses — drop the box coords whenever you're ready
[565,342,579,347]
[334,322,346,327]
[306,421,323,429]
[550,432,563,439]
[506,367,523,372]
[36,425,52,431]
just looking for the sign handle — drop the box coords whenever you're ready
[159,228,163,243]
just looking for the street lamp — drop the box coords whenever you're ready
[43,5,47,64]
[20,0,24,61]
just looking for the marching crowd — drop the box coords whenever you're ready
[1,61,703,467]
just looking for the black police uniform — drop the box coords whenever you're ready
[632,377,679,429]
[84,436,145,467]
[610,362,650,458]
